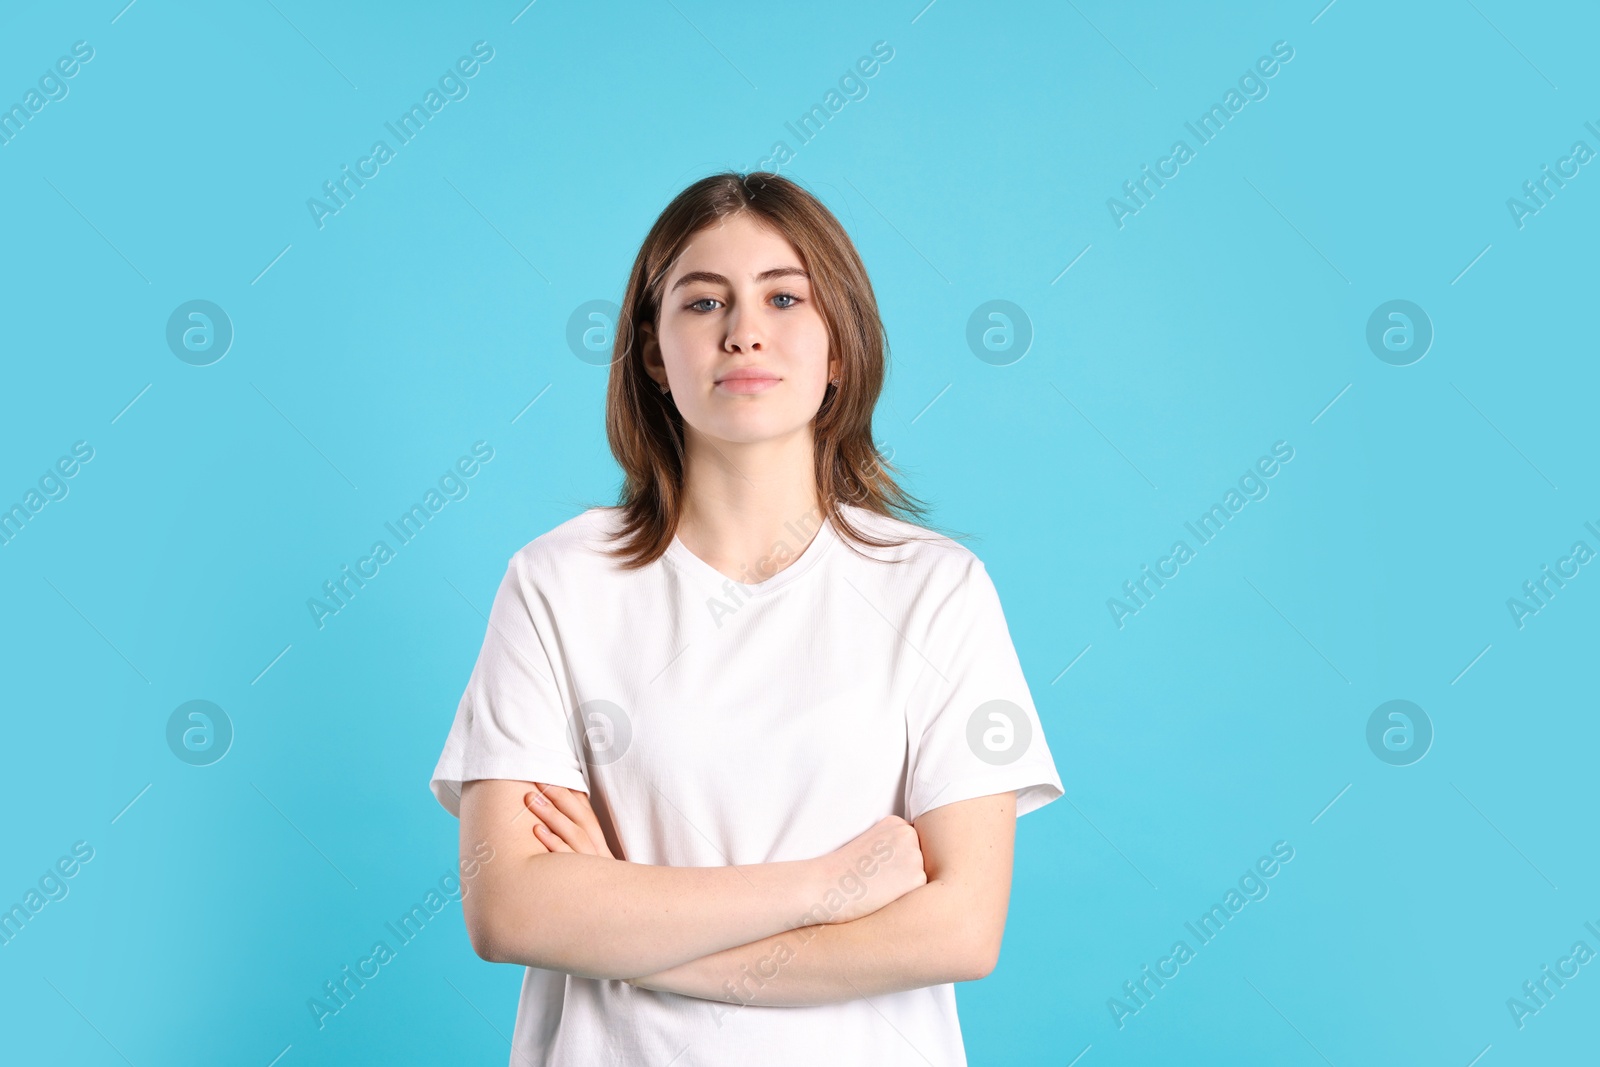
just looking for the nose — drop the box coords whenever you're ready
[723,307,763,352]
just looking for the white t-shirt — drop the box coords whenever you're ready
[429,502,1063,1066]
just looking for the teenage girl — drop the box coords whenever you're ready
[430,171,1063,1066]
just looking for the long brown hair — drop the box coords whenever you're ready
[597,170,955,569]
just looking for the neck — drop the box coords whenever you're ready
[676,427,831,583]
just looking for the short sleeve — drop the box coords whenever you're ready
[903,558,1064,823]
[428,553,590,819]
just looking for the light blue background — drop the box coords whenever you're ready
[2,1,1595,1064]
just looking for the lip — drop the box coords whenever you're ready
[715,368,781,394]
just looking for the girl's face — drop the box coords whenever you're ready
[643,212,839,447]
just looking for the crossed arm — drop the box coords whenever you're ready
[455,779,1018,1007]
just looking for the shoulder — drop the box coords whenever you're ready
[504,506,628,581]
[833,504,994,592]
[835,503,979,559]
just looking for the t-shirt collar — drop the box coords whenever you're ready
[665,510,840,597]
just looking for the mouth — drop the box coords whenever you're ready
[715,371,781,394]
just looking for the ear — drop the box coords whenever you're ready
[637,320,668,391]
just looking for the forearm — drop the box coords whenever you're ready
[629,877,987,1006]
[475,852,825,979]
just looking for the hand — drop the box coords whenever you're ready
[805,815,926,926]
[521,783,615,859]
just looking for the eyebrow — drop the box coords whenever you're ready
[668,266,810,293]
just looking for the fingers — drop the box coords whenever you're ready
[543,785,616,859]
[532,820,573,853]
[517,796,555,855]
[523,785,604,856]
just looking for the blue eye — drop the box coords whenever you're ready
[686,292,803,312]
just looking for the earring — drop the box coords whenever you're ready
[830,377,840,386]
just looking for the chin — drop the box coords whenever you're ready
[697,412,813,444]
